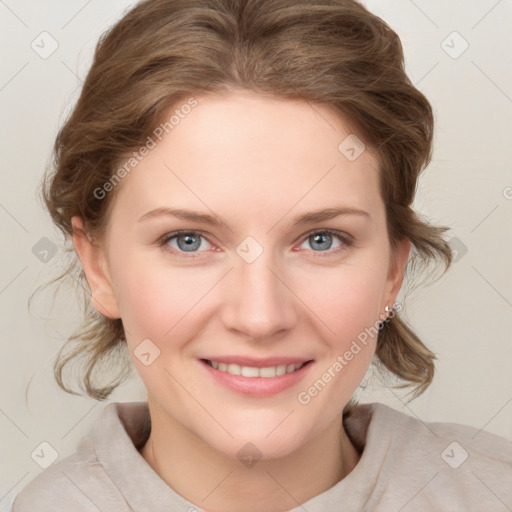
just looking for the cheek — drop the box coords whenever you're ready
[111,249,227,357]
[302,261,388,335]
[305,266,385,401]
[110,252,201,342]
[112,243,388,351]
[111,258,208,390]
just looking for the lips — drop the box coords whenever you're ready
[200,356,314,367]
[199,357,315,396]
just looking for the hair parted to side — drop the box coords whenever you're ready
[32,0,452,407]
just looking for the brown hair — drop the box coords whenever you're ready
[31,0,452,406]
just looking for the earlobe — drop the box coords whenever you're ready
[71,216,121,319]
[385,238,411,309]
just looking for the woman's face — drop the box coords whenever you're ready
[73,90,409,460]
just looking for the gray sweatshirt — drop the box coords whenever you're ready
[11,401,512,511]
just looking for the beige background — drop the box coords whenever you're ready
[1,0,511,509]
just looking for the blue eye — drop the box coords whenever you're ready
[299,229,353,254]
[159,229,353,259]
[160,231,212,257]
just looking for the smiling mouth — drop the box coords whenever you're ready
[201,359,314,378]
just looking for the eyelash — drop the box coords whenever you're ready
[158,229,354,259]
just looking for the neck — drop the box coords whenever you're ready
[139,401,361,512]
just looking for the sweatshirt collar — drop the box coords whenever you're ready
[92,400,393,511]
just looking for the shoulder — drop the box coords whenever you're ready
[369,402,512,463]
[353,402,512,511]
[12,438,128,512]
[12,404,133,512]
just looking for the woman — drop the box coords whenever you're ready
[13,0,512,510]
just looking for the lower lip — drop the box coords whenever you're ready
[198,359,314,397]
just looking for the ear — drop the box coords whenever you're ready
[71,216,121,319]
[382,237,411,311]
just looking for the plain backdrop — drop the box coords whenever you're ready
[1,0,511,509]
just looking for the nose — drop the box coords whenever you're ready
[220,249,298,342]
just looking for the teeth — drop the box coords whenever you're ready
[209,360,306,377]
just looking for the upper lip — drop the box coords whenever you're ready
[200,356,314,368]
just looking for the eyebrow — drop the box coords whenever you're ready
[137,206,371,227]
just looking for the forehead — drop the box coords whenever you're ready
[158,91,375,169]
[109,91,382,225]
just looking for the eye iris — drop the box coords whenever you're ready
[169,231,341,254]
[310,232,332,251]
[177,234,201,252]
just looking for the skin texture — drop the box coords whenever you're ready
[72,90,410,512]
